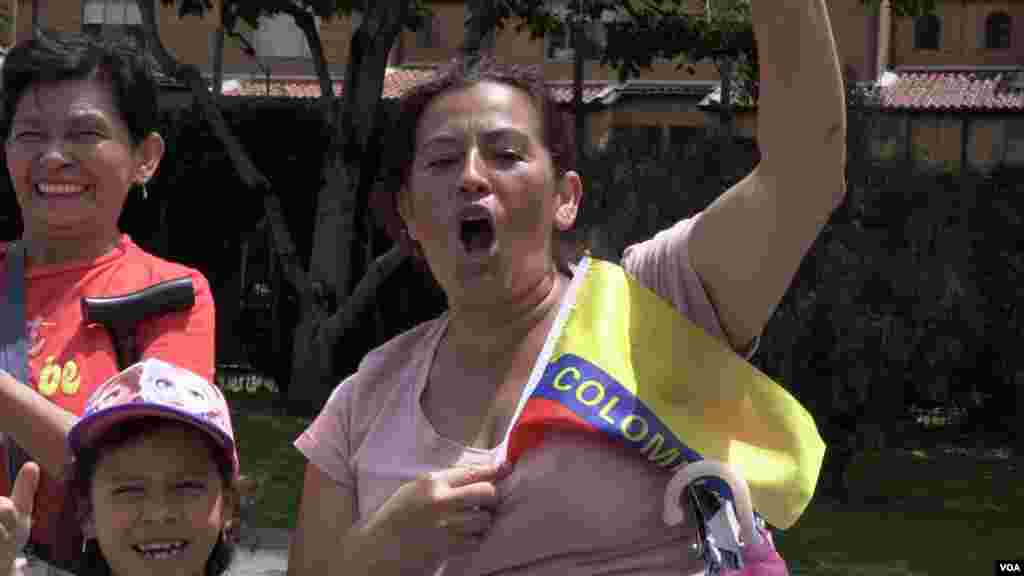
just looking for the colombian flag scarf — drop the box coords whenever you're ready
[499,257,825,573]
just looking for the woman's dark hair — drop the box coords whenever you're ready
[68,418,236,576]
[1,29,159,145]
[372,55,584,269]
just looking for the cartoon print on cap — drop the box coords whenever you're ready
[143,371,210,414]
[85,365,145,415]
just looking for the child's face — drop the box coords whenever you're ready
[88,424,231,576]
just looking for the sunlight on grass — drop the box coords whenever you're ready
[778,449,1021,575]
[230,404,1021,574]
[790,558,929,576]
[231,408,311,530]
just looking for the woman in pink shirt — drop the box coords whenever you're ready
[288,0,846,572]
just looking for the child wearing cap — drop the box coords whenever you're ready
[1,359,239,576]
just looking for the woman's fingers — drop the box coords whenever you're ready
[447,479,501,512]
[0,515,11,543]
[430,463,505,489]
[439,508,494,555]
[441,508,493,537]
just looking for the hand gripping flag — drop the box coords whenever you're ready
[497,257,825,573]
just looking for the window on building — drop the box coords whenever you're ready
[909,114,951,169]
[416,13,440,49]
[255,13,319,59]
[985,12,1012,50]
[82,0,146,48]
[546,21,608,61]
[914,14,941,50]
[611,124,664,157]
[968,117,1005,171]
[545,3,620,61]
[869,114,907,161]
[1003,117,1024,165]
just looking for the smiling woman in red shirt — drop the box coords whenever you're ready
[0,30,215,573]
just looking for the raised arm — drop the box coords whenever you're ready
[687,0,847,351]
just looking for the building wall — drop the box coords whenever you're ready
[16,0,82,41]
[828,0,876,81]
[399,1,463,65]
[22,0,1024,76]
[318,15,352,66]
[864,112,1024,172]
[20,0,1024,169]
[910,113,963,168]
[970,116,1003,165]
[1,0,15,46]
[891,0,1024,66]
[155,5,354,76]
[968,114,1024,167]
[398,0,723,82]
[23,0,871,86]
[13,1,349,76]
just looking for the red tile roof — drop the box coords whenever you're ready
[222,68,621,105]
[879,71,1024,111]
[221,67,438,99]
[546,82,621,104]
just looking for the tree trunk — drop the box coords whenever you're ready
[281,4,334,124]
[212,23,225,98]
[144,0,411,410]
[462,0,498,70]
[139,3,310,302]
[716,58,735,139]
[287,3,413,411]
[31,0,44,37]
[138,0,274,211]
[572,17,587,164]
[139,0,317,399]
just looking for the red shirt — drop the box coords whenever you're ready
[0,235,215,554]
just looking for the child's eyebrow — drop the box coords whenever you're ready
[104,474,146,483]
[103,472,210,483]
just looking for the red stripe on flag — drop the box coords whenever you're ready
[506,397,598,464]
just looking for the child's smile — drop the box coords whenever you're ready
[88,423,229,576]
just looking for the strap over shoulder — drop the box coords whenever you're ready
[2,241,31,489]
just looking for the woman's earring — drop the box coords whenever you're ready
[224,518,239,544]
[141,181,148,200]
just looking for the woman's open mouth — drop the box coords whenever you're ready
[133,540,190,560]
[457,206,497,258]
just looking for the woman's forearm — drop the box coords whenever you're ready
[327,524,406,576]
[753,0,846,183]
[0,372,76,480]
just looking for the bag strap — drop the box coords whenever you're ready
[2,241,31,485]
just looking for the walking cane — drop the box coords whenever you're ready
[6,277,195,571]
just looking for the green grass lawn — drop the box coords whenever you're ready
[230,402,311,530]
[778,449,1021,575]
[231,401,1020,574]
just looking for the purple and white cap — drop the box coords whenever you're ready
[68,358,238,476]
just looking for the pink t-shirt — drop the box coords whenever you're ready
[295,215,755,575]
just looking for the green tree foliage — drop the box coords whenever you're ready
[146,0,939,410]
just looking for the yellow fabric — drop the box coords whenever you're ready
[518,257,824,529]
